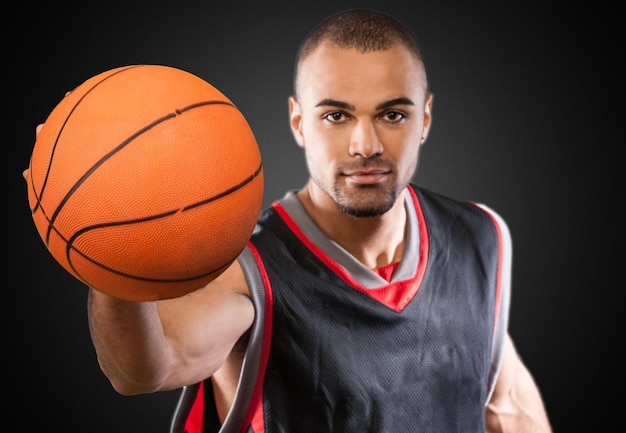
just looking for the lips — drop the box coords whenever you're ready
[343,168,390,184]
[344,168,388,176]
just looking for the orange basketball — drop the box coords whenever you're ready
[26,64,264,301]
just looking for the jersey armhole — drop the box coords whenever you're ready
[474,203,513,405]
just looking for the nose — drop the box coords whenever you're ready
[348,120,383,158]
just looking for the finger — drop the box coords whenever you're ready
[26,124,44,182]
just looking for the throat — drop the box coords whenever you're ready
[344,232,406,270]
[296,185,407,269]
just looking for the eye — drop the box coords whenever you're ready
[323,111,349,123]
[381,110,406,123]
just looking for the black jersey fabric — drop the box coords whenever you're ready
[172,184,505,433]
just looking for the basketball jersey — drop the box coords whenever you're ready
[170,184,512,433]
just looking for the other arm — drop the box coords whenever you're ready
[485,333,552,433]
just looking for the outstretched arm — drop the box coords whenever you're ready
[87,261,255,395]
[485,334,552,433]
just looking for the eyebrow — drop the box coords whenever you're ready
[315,99,354,110]
[376,97,415,110]
[315,97,415,111]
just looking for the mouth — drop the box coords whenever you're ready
[342,168,390,185]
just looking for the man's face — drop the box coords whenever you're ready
[290,42,432,217]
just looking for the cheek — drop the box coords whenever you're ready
[304,141,335,168]
[401,143,422,176]
[403,139,422,163]
[380,128,421,156]
[303,126,347,159]
[383,133,422,174]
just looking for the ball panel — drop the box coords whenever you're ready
[62,172,262,301]
[68,172,263,280]
[46,102,260,237]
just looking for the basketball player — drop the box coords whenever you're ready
[25,9,552,433]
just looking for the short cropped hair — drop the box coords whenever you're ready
[294,9,428,94]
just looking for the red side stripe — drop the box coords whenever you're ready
[470,202,503,333]
[183,381,204,433]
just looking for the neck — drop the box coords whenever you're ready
[296,185,407,269]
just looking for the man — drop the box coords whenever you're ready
[27,9,552,433]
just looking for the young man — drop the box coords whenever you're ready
[27,9,552,433]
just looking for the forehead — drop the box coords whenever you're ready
[296,42,427,106]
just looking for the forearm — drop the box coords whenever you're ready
[87,288,172,395]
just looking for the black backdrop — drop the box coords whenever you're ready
[8,2,614,432]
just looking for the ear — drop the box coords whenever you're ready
[420,93,434,144]
[289,96,304,148]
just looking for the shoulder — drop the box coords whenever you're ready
[472,203,513,254]
[408,185,509,247]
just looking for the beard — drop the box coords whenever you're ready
[310,157,406,218]
[334,183,398,217]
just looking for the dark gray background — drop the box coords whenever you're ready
[8,2,614,431]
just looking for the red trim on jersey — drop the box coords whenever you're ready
[471,202,503,333]
[374,262,400,282]
[271,187,429,312]
[238,241,274,433]
[183,381,204,433]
